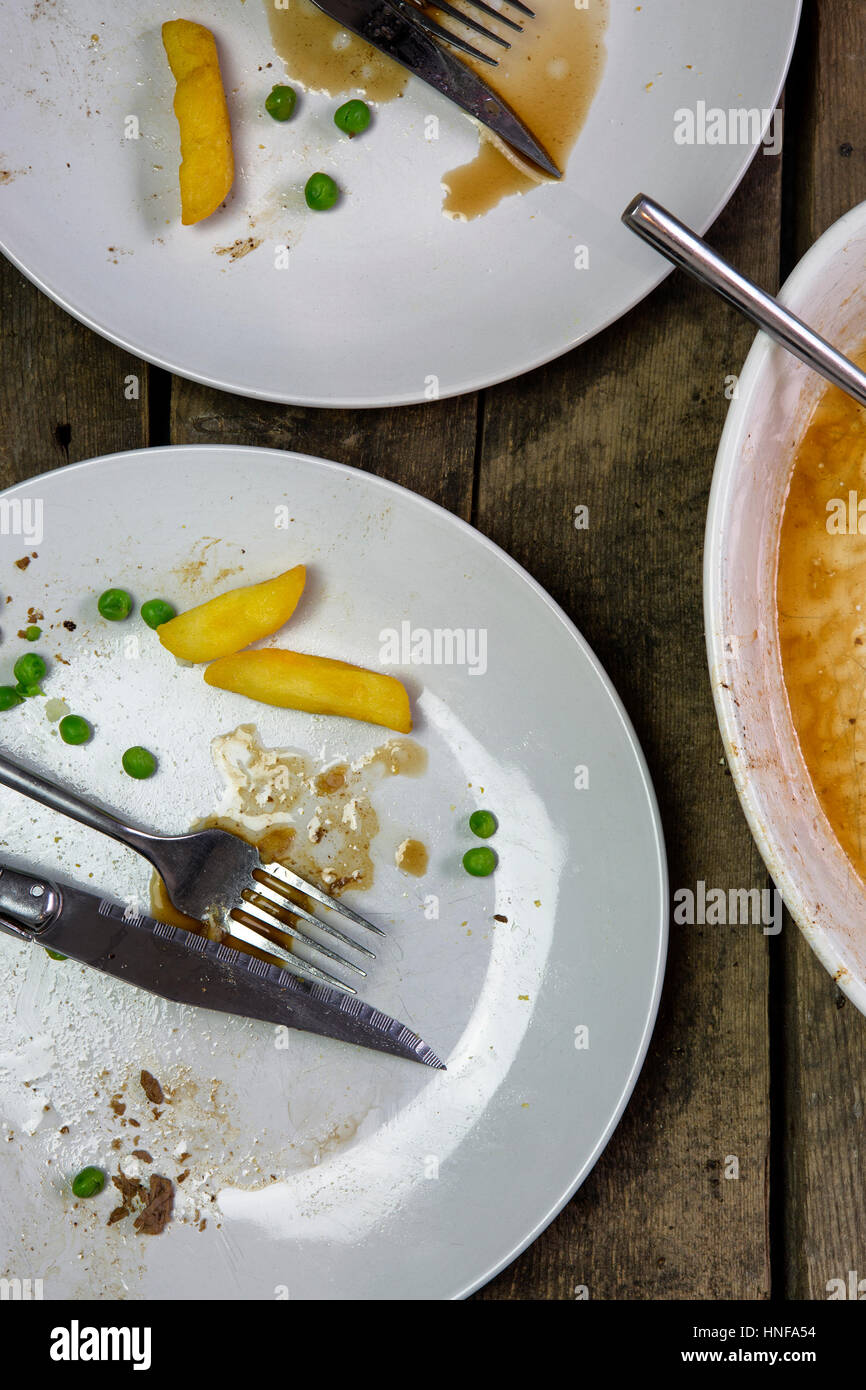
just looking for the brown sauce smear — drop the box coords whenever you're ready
[266,0,608,219]
[149,871,287,966]
[395,837,428,876]
[267,0,407,100]
[777,360,866,883]
[149,725,429,954]
[439,1,608,220]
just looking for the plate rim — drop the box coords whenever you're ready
[0,2,802,409]
[1,442,669,1297]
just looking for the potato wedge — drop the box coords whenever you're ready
[204,649,412,734]
[162,19,234,225]
[158,566,306,663]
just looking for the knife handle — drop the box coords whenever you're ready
[0,863,62,941]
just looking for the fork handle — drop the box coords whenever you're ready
[0,748,159,861]
[622,194,866,411]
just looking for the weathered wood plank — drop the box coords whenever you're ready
[473,148,783,1298]
[787,0,866,257]
[11,0,862,1301]
[783,0,866,1303]
[168,382,478,514]
[0,260,148,485]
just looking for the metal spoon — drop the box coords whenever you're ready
[622,193,866,410]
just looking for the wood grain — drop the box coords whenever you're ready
[168,380,479,515]
[2,0,864,1303]
[782,0,866,1303]
[472,148,782,1299]
[0,260,147,485]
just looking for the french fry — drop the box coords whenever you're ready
[204,649,412,734]
[162,19,234,225]
[158,566,306,663]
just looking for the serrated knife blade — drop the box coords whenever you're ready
[0,865,445,1068]
[309,0,561,177]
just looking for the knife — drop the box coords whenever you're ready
[0,864,445,1068]
[309,0,561,178]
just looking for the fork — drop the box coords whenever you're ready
[0,749,382,996]
[309,0,560,177]
[407,0,537,66]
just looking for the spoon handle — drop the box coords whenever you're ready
[623,193,866,411]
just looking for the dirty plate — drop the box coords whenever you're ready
[0,0,799,405]
[706,200,866,1015]
[0,446,666,1298]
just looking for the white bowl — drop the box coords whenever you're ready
[706,199,866,1013]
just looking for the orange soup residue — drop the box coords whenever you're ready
[777,364,866,883]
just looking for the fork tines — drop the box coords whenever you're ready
[410,0,535,66]
[228,861,383,996]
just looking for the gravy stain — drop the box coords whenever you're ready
[149,725,429,954]
[267,0,407,100]
[395,836,428,876]
[266,0,608,219]
[149,872,286,966]
[439,0,608,220]
[777,360,866,884]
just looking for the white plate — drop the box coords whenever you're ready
[0,446,666,1298]
[706,201,866,1014]
[0,0,799,406]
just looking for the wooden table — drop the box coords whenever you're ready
[2,0,864,1300]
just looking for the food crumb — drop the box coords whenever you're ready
[139,1070,164,1105]
[214,236,263,262]
[133,1174,174,1236]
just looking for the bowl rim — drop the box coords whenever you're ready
[704,196,866,1013]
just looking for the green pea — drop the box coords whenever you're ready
[305,172,339,211]
[462,846,498,877]
[266,83,297,121]
[469,809,497,839]
[0,686,23,711]
[140,599,176,631]
[122,746,156,779]
[24,626,42,641]
[98,588,133,622]
[45,948,67,961]
[13,653,45,688]
[59,715,92,746]
[334,99,371,136]
[15,683,44,698]
[71,1166,105,1199]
